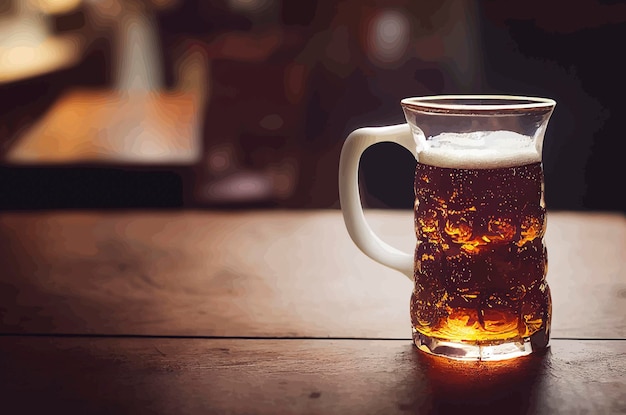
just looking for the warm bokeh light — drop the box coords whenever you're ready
[365,9,410,67]
[0,37,81,84]
[33,0,82,15]
[0,7,83,85]
[227,0,275,15]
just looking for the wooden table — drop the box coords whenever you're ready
[0,210,624,413]
[4,89,202,165]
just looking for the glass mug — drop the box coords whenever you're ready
[339,95,556,361]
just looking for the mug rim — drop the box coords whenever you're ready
[401,95,556,112]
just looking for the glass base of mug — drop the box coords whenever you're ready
[413,328,550,361]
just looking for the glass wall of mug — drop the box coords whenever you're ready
[338,95,556,361]
[403,96,555,360]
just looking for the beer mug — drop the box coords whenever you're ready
[339,95,556,361]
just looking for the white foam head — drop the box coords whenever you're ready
[417,130,541,169]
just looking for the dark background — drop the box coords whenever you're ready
[1,0,624,212]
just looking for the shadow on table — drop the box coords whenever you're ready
[404,347,550,414]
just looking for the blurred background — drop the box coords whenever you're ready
[0,0,623,212]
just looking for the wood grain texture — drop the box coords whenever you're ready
[0,337,624,414]
[0,210,624,338]
[4,89,202,165]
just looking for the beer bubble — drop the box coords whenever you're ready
[444,216,473,243]
[483,291,507,308]
[487,218,516,242]
[415,242,445,286]
[416,208,439,239]
[506,284,527,301]
[446,253,472,284]
[520,285,551,337]
[411,288,448,328]
[517,215,545,246]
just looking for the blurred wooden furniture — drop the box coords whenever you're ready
[0,25,207,209]
[1,88,203,209]
[0,210,624,413]
[0,0,209,206]
[5,89,202,165]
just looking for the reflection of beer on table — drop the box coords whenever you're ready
[411,131,551,349]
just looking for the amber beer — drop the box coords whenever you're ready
[410,132,551,349]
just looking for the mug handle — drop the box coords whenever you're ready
[339,123,416,281]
